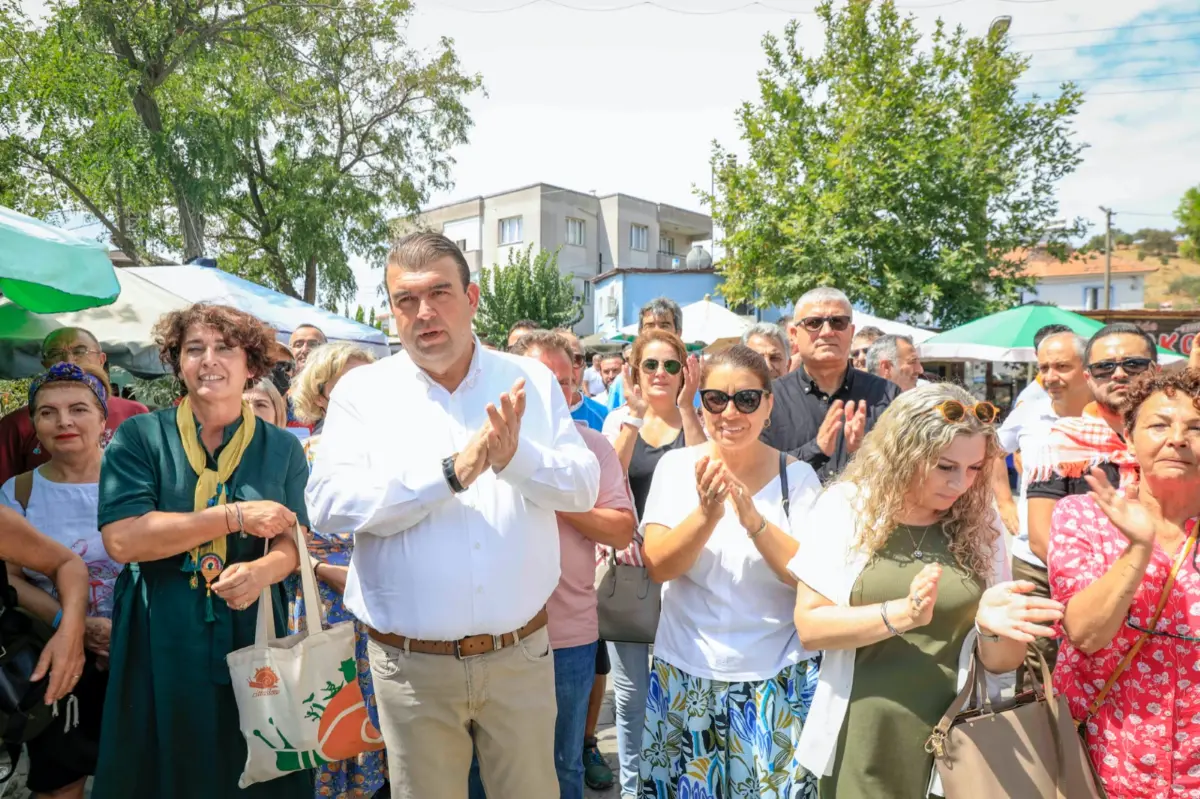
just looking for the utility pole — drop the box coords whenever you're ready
[1099,206,1115,313]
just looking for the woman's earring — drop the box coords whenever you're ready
[764,418,772,429]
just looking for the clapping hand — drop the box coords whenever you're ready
[1087,467,1158,548]
[723,469,764,534]
[903,563,941,629]
[695,455,729,520]
[815,401,846,456]
[975,581,1064,643]
[843,400,867,453]
[677,355,701,409]
[486,378,526,473]
[623,364,648,419]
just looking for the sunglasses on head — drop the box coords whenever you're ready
[798,315,852,333]
[641,358,682,376]
[1087,357,1153,380]
[571,353,586,366]
[700,388,768,415]
[935,399,998,425]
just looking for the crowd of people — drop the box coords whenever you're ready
[0,229,1197,799]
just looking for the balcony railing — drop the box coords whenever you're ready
[657,251,686,270]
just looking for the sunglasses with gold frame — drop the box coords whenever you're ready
[934,399,999,425]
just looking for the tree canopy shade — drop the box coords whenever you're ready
[1178,185,1200,261]
[705,0,1086,327]
[474,247,584,346]
[0,0,481,308]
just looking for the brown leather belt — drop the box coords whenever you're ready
[368,608,548,659]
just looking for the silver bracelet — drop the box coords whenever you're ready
[881,601,902,636]
[975,620,1001,642]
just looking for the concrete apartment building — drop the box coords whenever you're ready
[407,182,712,332]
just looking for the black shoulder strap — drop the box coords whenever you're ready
[12,472,32,514]
[780,451,790,519]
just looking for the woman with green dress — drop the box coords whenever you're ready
[789,383,1065,799]
[94,303,311,799]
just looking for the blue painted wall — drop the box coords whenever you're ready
[592,270,792,335]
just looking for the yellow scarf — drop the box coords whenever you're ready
[176,397,257,619]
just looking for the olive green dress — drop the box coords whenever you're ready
[93,409,313,799]
[820,524,983,799]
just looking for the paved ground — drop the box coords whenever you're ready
[0,677,621,799]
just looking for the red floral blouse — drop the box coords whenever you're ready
[1048,494,1200,798]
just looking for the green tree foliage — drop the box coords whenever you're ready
[1133,228,1177,256]
[368,307,376,326]
[354,305,365,323]
[1168,275,1200,298]
[1178,186,1200,261]
[0,0,481,308]
[705,1,1086,326]
[1082,228,1134,253]
[475,247,583,345]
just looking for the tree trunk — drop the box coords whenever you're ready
[303,255,318,304]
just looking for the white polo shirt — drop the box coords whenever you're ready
[997,396,1059,568]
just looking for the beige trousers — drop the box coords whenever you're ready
[367,625,558,799]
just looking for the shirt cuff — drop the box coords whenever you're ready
[497,436,539,485]
[408,454,455,505]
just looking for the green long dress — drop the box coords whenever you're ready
[93,409,313,799]
[820,524,984,799]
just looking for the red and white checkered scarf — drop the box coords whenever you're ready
[1024,402,1139,488]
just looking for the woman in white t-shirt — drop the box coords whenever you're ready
[0,362,122,799]
[639,345,822,799]
[789,383,1064,799]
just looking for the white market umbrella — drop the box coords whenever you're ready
[853,310,935,344]
[619,298,753,345]
[128,264,389,356]
[0,268,192,378]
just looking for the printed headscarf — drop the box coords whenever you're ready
[28,362,109,417]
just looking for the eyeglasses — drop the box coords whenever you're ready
[700,388,768,415]
[641,358,682,376]
[43,346,100,361]
[571,353,586,367]
[1087,357,1154,380]
[797,315,852,333]
[935,399,999,424]
[850,347,869,358]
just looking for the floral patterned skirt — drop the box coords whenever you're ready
[638,657,818,799]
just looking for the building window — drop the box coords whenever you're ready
[631,224,649,252]
[453,239,468,252]
[659,235,675,254]
[499,216,523,245]
[566,217,585,247]
[1083,285,1112,311]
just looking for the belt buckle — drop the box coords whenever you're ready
[454,635,504,660]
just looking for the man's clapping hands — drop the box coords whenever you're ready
[454,378,528,488]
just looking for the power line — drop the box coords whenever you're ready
[1086,83,1200,97]
[1021,68,1200,85]
[1022,34,1200,53]
[1013,16,1200,38]
[431,0,971,12]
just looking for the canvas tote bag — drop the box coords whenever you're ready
[227,524,384,787]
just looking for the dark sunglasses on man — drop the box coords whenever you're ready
[798,315,852,333]
[699,388,768,415]
[1086,357,1154,380]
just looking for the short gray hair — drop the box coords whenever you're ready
[639,297,683,333]
[865,334,913,375]
[741,322,789,355]
[794,286,852,315]
[1038,330,1087,360]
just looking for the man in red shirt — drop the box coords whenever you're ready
[0,327,149,484]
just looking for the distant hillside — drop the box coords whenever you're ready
[1104,245,1200,310]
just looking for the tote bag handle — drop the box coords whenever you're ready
[253,523,322,647]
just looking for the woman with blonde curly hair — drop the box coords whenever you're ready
[286,341,385,799]
[789,383,1064,799]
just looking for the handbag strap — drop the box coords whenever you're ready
[779,451,790,519]
[1084,526,1198,719]
[253,522,321,646]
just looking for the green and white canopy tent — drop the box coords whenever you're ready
[917,305,1184,363]
[0,206,120,313]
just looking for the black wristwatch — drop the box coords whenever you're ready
[443,454,467,494]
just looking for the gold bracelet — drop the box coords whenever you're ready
[748,517,767,540]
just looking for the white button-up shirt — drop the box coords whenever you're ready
[997,396,1059,568]
[305,341,601,640]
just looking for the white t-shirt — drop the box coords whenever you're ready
[582,367,606,397]
[0,470,118,618]
[1014,379,1048,408]
[641,445,822,682]
[997,396,1058,568]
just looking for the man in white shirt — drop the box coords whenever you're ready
[306,231,601,798]
[582,354,607,397]
[993,330,1091,686]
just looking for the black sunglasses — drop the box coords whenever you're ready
[700,388,768,415]
[850,347,869,358]
[1087,357,1153,380]
[641,358,682,376]
[798,315,852,333]
[571,353,586,366]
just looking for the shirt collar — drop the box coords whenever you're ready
[798,362,853,398]
[406,336,485,392]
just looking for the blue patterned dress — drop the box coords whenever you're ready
[639,658,819,799]
[287,436,387,799]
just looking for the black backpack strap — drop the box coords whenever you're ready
[12,472,32,515]
[780,451,790,519]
